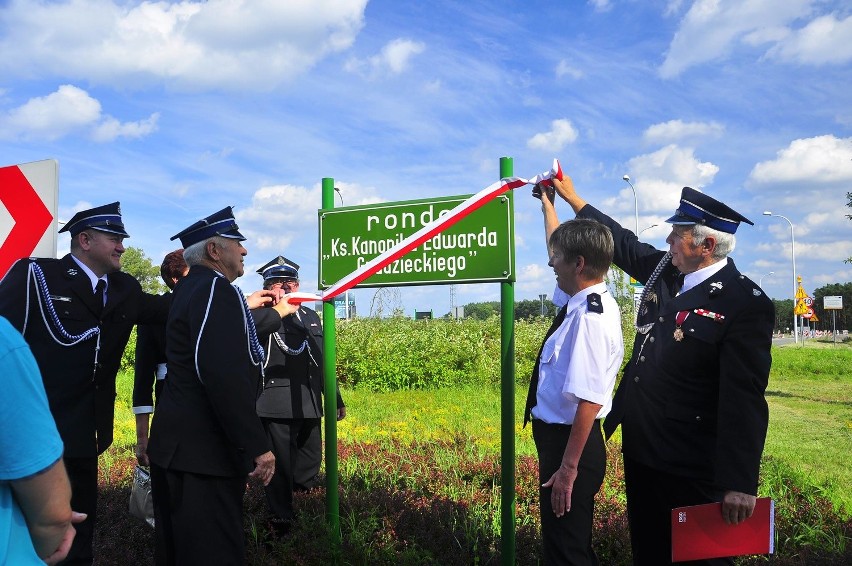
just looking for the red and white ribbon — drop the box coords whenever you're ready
[288,159,563,304]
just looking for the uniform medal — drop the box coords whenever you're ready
[674,311,688,341]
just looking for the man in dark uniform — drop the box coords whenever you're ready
[0,202,170,565]
[147,207,296,565]
[552,174,773,565]
[132,249,188,466]
[254,255,346,536]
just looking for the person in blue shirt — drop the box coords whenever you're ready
[0,316,84,564]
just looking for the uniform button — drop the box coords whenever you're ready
[640,356,645,362]
[634,376,640,383]
[695,416,702,422]
[659,316,664,322]
[270,380,275,384]
[649,337,655,343]
[690,328,695,333]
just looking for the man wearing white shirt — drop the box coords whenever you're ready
[526,185,623,565]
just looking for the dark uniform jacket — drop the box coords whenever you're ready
[147,265,280,477]
[580,205,774,495]
[132,317,168,411]
[0,255,169,456]
[256,305,344,419]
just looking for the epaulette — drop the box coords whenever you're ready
[587,293,603,313]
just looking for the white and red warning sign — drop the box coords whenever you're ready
[0,159,59,278]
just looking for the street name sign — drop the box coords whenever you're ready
[319,194,514,288]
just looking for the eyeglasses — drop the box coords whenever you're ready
[267,279,299,288]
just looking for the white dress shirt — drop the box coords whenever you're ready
[532,282,624,425]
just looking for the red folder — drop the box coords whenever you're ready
[671,497,774,562]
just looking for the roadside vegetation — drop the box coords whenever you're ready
[98,318,851,564]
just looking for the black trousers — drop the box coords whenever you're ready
[262,417,322,522]
[533,419,606,566]
[623,456,733,566]
[150,464,247,566]
[57,456,98,565]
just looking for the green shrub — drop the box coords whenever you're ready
[335,316,549,391]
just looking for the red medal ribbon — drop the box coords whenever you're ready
[694,308,725,322]
[675,311,689,326]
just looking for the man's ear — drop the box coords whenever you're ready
[77,232,92,251]
[702,236,717,256]
[206,240,219,260]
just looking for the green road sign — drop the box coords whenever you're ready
[319,193,514,288]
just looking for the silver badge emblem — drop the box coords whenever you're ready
[67,268,78,276]
[753,288,762,296]
[709,281,723,295]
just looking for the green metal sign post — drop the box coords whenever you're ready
[320,159,518,563]
[321,177,341,551]
[499,156,516,566]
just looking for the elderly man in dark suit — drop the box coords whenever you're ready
[147,208,297,565]
[253,255,345,537]
[551,174,773,565]
[0,202,170,565]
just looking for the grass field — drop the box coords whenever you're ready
[112,342,852,515]
[763,342,852,515]
[338,343,852,517]
[101,341,851,564]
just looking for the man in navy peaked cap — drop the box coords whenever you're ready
[0,201,171,565]
[545,177,773,565]
[147,207,298,565]
[251,255,345,537]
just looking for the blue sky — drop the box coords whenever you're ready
[1,0,850,316]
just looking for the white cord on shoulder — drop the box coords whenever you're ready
[25,262,100,346]
[194,277,218,385]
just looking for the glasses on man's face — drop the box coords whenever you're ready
[269,279,299,289]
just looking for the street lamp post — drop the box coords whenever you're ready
[622,175,640,236]
[763,212,797,343]
[539,293,547,317]
[639,223,658,236]
[759,271,774,289]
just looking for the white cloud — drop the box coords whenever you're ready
[555,59,584,79]
[0,0,368,90]
[527,119,579,152]
[517,263,553,294]
[588,0,612,12]
[748,135,852,185]
[659,0,813,78]
[765,13,852,65]
[344,38,425,78]
[643,119,725,145]
[239,180,384,250]
[91,113,160,142]
[611,145,720,214]
[0,84,158,142]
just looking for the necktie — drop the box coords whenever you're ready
[94,279,106,315]
[524,304,568,426]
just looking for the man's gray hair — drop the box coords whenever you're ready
[182,236,229,266]
[692,224,735,259]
